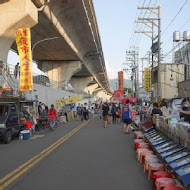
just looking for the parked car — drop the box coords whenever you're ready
[0,97,38,144]
[0,103,20,143]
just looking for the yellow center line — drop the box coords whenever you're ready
[0,117,94,190]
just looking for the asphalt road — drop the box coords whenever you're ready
[0,117,152,190]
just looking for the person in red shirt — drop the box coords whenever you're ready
[116,107,121,122]
[48,104,57,131]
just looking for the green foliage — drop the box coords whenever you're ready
[124,88,132,94]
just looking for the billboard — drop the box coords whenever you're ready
[113,90,123,102]
[144,67,151,92]
[15,28,33,92]
[118,71,124,91]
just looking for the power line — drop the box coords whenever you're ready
[135,0,158,46]
[128,0,144,49]
[161,0,189,36]
[162,16,190,50]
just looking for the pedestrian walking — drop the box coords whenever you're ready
[76,103,82,121]
[123,100,132,134]
[90,107,95,118]
[83,103,88,121]
[108,103,112,124]
[111,103,117,124]
[38,102,42,116]
[48,104,57,131]
[97,105,102,119]
[116,107,121,122]
[102,102,109,128]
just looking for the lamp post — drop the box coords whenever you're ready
[31,37,58,57]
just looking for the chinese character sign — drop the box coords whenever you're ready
[15,28,33,92]
[118,71,124,91]
[144,67,151,92]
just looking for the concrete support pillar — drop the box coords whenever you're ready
[0,0,38,62]
[84,83,98,95]
[70,76,94,92]
[38,61,82,90]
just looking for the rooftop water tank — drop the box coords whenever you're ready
[183,31,190,41]
[173,31,180,42]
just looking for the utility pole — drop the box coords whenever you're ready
[135,5,162,99]
[157,5,161,99]
[124,48,139,98]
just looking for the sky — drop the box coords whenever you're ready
[93,0,190,80]
[7,0,190,81]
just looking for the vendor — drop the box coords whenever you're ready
[160,102,171,117]
[178,98,190,123]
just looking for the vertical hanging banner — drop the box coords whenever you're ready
[144,67,151,92]
[15,28,33,92]
[118,71,124,91]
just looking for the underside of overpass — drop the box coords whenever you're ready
[1,0,112,96]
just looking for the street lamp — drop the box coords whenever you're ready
[31,37,58,57]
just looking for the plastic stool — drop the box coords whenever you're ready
[148,163,164,180]
[155,177,175,190]
[137,149,150,161]
[134,131,143,139]
[152,171,173,187]
[134,139,144,150]
[164,187,184,190]
[145,154,157,162]
[144,157,160,172]
[137,143,149,150]
[134,131,141,139]
[137,142,149,149]
[140,150,153,164]
[137,133,144,139]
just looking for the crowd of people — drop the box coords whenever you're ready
[34,97,190,134]
[93,98,190,135]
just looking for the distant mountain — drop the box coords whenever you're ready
[109,79,132,91]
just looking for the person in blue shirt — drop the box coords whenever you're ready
[123,100,132,134]
[76,103,82,121]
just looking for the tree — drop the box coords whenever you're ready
[124,88,132,95]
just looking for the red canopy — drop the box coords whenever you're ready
[122,97,138,105]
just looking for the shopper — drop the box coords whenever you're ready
[151,102,163,128]
[151,102,163,116]
[123,100,132,134]
[116,107,121,122]
[97,105,102,119]
[83,103,88,121]
[111,103,117,124]
[102,102,109,128]
[38,102,42,116]
[90,107,95,118]
[108,103,112,124]
[48,104,57,131]
[76,103,82,121]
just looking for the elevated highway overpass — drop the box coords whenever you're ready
[0,0,112,100]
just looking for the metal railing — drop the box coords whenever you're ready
[5,64,89,96]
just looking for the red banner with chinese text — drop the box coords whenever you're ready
[15,28,33,92]
[118,71,124,91]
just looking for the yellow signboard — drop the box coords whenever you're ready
[144,67,151,92]
[55,94,84,109]
[15,28,33,92]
